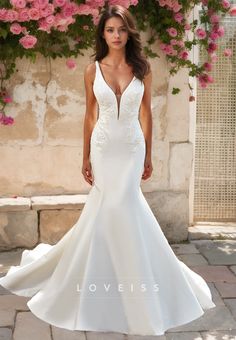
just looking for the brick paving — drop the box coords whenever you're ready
[0,240,235,340]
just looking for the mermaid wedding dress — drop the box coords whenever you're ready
[0,60,216,336]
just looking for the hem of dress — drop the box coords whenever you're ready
[26,299,216,337]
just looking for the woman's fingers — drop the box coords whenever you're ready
[142,165,153,180]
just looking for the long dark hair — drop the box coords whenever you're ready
[91,4,150,81]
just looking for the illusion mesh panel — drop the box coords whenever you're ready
[193,12,236,222]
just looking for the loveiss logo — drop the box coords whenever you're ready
[76,276,160,299]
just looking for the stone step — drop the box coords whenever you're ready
[0,195,87,250]
[0,194,87,211]
[188,224,236,241]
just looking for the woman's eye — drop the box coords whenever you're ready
[106,29,127,32]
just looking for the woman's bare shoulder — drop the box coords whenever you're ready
[84,61,96,83]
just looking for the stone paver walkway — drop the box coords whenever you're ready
[0,240,236,339]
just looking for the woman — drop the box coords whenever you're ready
[0,4,216,337]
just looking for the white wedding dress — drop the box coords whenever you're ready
[0,60,216,336]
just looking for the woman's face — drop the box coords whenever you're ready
[103,16,129,50]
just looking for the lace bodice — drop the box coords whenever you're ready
[93,60,144,121]
[91,60,145,153]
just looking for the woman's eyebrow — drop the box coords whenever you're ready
[105,25,126,28]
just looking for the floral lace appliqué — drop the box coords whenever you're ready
[125,119,145,153]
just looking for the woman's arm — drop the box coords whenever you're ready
[139,68,153,180]
[82,63,98,185]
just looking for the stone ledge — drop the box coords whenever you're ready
[188,225,236,241]
[0,194,87,250]
[0,194,87,211]
[0,197,31,212]
[31,194,87,210]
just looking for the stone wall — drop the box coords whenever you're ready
[0,32,194,242]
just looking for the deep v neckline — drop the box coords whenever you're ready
[96,61,136,120]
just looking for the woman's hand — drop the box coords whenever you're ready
[142,156,153,180]
[82,158,94,185]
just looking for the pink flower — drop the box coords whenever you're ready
[0,113,14,125]
[45,15,55,25]
[130,0,138,5]
[40,4,54,17]
[10,0,26,9]
[53,0,66,7]
[210,14,220,24]
[83,25,89,30]
[217,26,225,37]
[77,4,92,15]
[19,34,37,49]
[176,40,184,48]
[184,23,191,30]
[203,62,212,71]
[66,58,77,69]
[229,5,236,16]
[210,53,218,62]
[221,0,230,9]
[179,50,189,60]
[3,96,13,103]
[28,8,41,20]
[10,22,23,34]
[170,39,178,45]
[18,9,30,22]
[33,0,49,9]
[196,28,207,39]
[207,42,217,54]
[6,10,19,22]
[38,18,51,32]
[166,27,178,37]
[224,48,232,57]
[209,31,219,40]
[61,2,78,18]
[0,8,8,21]
[174,12,183,23]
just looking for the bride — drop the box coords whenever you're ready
[0,4,216,337]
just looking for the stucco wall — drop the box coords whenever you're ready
[0,33,194,241]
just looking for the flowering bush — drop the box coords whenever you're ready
[0,0,235,125]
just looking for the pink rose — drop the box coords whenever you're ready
[179,50,189,60]
[184,23,191,31]
[0,9,8,21]
[3,96,13,103]
[45,15,55,25]
[224,48,232,57]
[10,0,26,9]
[28,8,41,20]
[207,42,217,54]
[217,26,225,37]
[38,18,51,33]
[6,10,19,22]
[18,9,30,22]
[174,12,183,23]
[203,62,212,71]
[0,113,14,125]
[221,0,230,9]
[210,14,220,24]
[166,27,178,37]
[229,5,236,16]
[33,0,49,9]
[40,4,54,17]
[10,22,23,34]
[19,34,37,48]
[196,28,207,39]
[66,59,77,69]
[210,53,218,62]
[53,0,66,7]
